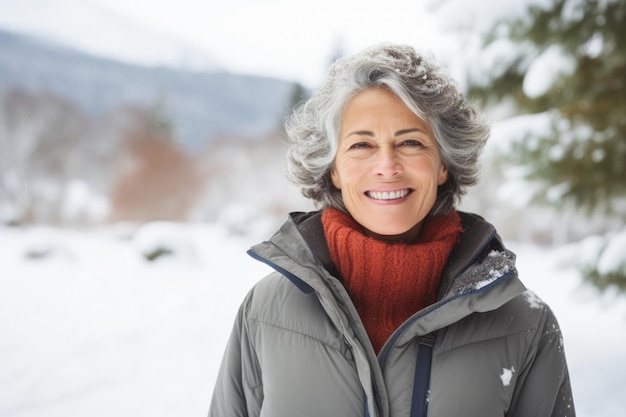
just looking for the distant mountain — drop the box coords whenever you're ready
[0,29,297,148]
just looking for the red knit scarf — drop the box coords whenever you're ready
[321,207,463,353]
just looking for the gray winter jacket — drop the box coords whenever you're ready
[209,211,575,417]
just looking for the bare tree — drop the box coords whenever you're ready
[0,88,91,224]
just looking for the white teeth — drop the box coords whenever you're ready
[368,189,410,200]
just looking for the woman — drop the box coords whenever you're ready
[209,43,575,417]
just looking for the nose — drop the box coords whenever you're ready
[374,147,402,178]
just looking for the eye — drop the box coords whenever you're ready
[399,139,424,147]
[349,142,371,150]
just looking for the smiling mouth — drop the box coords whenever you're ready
[366,189,412,201]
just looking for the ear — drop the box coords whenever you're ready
[330,165,341,189]
[437,165,448,186]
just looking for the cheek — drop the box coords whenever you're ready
[411,158,442,180]
[330,158,360,189]
[417,155,447,185]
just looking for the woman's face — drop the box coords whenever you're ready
[331,88,448,243]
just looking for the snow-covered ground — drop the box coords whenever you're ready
[1,218,625,417]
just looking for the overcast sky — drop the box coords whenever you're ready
[96,0,448,86]
[0,0,450,87]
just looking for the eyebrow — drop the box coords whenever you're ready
[395,128,426,136]
[345,128,428,138]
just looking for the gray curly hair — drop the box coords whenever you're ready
[285,43,490,216]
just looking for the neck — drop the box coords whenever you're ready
[361,221,424,244]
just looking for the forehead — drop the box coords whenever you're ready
[340,88,433,133]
